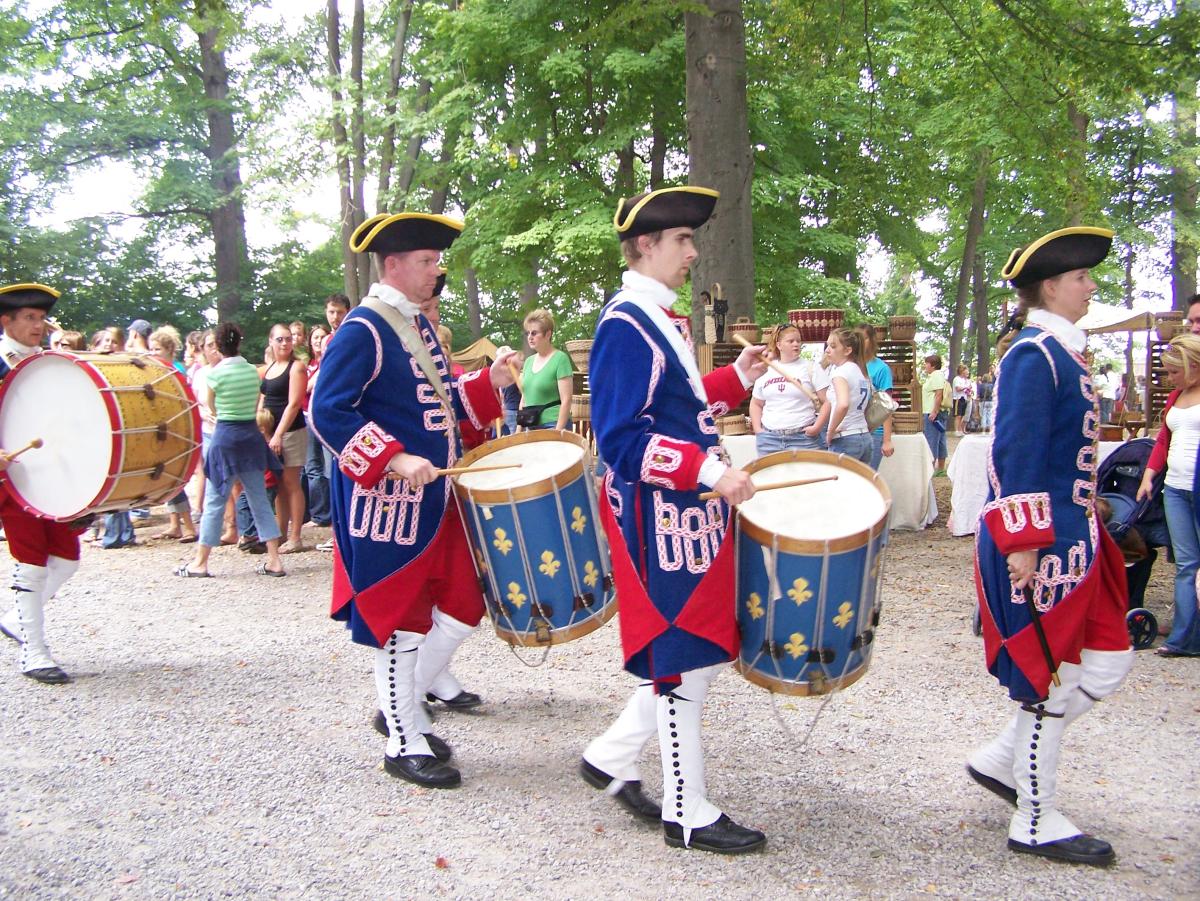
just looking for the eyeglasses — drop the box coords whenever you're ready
[272,336,293,343]
[525,330,543,337]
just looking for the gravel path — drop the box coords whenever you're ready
[1,482,1196,900]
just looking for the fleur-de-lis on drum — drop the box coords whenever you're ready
[493,528,513,555]
[539,550,561,578]
[571,506,587,534]
[785,632,809,659]
[834,602,855,629]
[746,592,765,620]
[583,560,599,588]
[788,578,813,606]
[506,582,526,609]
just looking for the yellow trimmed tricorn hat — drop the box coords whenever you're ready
[1000,226,1114,288]
[0,283,59,313]
[614,186,720,239]
[348,213,464,255]
[433,268,447,298]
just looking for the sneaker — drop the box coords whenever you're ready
[130,508,151,520]
[316,538,335,552]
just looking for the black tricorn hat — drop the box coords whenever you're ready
[1000,226,1114,288]
[0,283,59,313]
[433,269,447,297]
[614,186,719,239]
[349,213,464,255]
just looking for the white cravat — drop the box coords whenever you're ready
[1027,308,1087,355]
[619,270,707,403]
[367,282,421,322]
[0,334,39,368]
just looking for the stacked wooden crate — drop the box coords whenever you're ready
[876,339,920,413]
[1146,341,1173,429]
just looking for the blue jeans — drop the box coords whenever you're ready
[1099,397,1115,424]
[502,408,518,437]
[827,431,873,464]
[201,472,281,548]
[1162,486,1200,653]
[980,401,995,431]
[102,511,136,548]
[237,484,279,540]
[923,411,948,462]
[755,430,819,457]
[303,425,330,526]
[869,430,885,471]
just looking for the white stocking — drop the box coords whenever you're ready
[658,665,724,841]
[374,631,431,758]
[583,682,658,783]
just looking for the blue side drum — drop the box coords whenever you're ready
[734,450,891,695]
[453,430,616,646]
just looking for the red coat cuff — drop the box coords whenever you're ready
[458,368,502,430]
[703,364,750,415]
[983,493,1056,554]
[338,421,404,486]
[640,435,706,491]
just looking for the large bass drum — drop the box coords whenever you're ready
[453,430,616,647]
[0,351,201,521]
[734,450,891,695]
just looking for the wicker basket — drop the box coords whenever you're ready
[727,317,761,344]
[888,316,917,341]
[787,308,845,343]
[1156,312,1184,342]
[565,339,593,373]
[572,371,589,394]
[716,414,751,436]
[892,411,923,435]
[889,361,914,384]
[570,394,590,421]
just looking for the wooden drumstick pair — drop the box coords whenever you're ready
[387,462,522,480]
[730,334,821,405]
[1,437,43,463]
[699,473,837,502]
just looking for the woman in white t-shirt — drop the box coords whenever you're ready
[822,327,873,464]
[749,324,827,456]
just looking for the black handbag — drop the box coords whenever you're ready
[516,401,558,428]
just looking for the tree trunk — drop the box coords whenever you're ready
[685,0,755,339]
[378,0,416,202]
[972,248,989,375]
[326,0,360,302]
[948,148,990,376]
[350,0,370,295]
[615,141,636,196]
[1124,242,1136,392]
[1171,79,1198,308]
[194,0,248,323]
[429,121,459,215]
[1064,100,1090,227]
[465,267,482,341]
[395,78,433,200]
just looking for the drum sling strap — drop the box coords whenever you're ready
[360,297,457,437]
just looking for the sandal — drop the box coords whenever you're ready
[1155,646,1191,658]
[173,564,211,579]
[179,535,199,544]
[156,530,183,540]
[256,562,286,578]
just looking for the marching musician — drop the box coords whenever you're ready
[968,227,1132,867]
[0,283,79,684]
[309,213,517,789]
[580,186,770,854]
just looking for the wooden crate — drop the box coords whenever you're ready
[696,342,741,375]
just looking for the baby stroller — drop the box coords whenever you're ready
[1095,437,1168,650]
[970,437,1166,650]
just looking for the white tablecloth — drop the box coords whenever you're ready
[721,433,936,531]
[947,436,1124,536]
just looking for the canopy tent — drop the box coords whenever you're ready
[1076,303,1157,334]
[451,336,499,371]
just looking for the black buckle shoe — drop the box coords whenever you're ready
[580,758,661,824]
[1008,834,1115,867]
[966,764,1017,807]
[383,753,461,789]
[663,814,766,854]
[22,666,71,685]
[371,711,452,762]
[425,690,483,711]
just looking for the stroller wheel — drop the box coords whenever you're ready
[971,606,982,637]
[1127,608,1158,651]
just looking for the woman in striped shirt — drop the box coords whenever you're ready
[175,323,285,578]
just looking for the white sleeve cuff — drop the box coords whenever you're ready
[734,363,753,388]
[697,455,729,489]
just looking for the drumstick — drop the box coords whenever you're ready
[1,438,43,462]
[507,361,524,395]
[730,334,820,404]
[387,463,523,479]
[698,474,837,501]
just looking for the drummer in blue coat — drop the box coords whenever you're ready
[967,226,1133,867]
[580,186,770,854]
[309,213,518,789]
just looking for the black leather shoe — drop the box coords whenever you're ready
[383,753,461,789]
[370,711,452,762]
[580,758,661,824]
[663,814,766,854]
[1008,834,1115,867]
[967,764,1017,807]
[0,623,20,644]
[425,690,482,711]
[23,666,71,685]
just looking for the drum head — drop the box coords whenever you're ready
[0,354,114,519]
[737,454,889,549]
[455,431,586,493]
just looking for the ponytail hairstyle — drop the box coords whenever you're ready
[830,327,868,378]
[767,323,801,359]
[997,282,1045,360]
[854,322,878,362]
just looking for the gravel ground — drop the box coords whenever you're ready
[1,472,1197,900]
